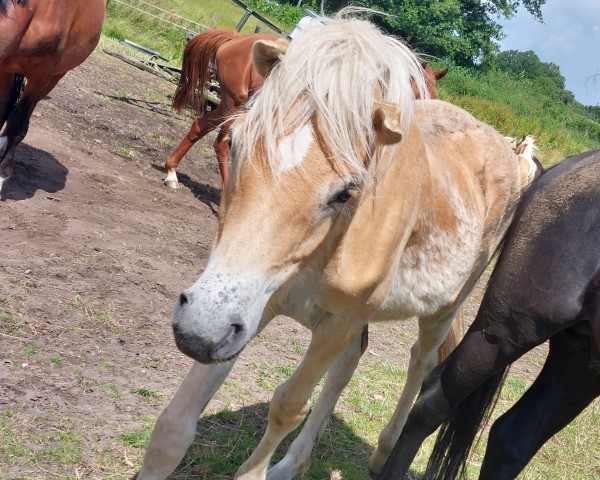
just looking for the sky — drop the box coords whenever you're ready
[498,0,600,106]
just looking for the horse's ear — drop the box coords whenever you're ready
[435,68,449,80]
[373,103,403,145]
[253,39,288,78]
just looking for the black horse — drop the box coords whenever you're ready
[378,149,600,480]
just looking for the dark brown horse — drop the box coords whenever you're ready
[0,0,109,197]
[379,149,600,480]
[164,29,448,191]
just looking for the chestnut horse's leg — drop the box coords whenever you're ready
[135,360,234,480]
[213,119,233,191]
[235,317,365,480]
[369,308,456,475]
[163,102,227,189]
[266,327,368,480]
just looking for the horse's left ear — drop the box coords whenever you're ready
[253,39,288,78]
[435,68,449,80]
[373,103,403,145]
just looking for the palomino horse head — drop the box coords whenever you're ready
[172,16,430,363]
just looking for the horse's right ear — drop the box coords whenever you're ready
[253,39,288,78]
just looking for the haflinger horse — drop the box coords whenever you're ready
[163,28,448,191]
[135,12,534,480]
[378,149,600,480]
[0,0,109,197]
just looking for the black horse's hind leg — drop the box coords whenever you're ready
[480,332,600,480]
[376,324,540,480]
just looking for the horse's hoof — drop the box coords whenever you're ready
[164,179,179,190]
[368,450,386,478]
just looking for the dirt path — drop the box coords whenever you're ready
[0,48,556,479]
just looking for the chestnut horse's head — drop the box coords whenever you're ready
[172,14,429,364]
[413,62,448,99]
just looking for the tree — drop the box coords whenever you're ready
[314,0,548,66]
[494,50,565,89]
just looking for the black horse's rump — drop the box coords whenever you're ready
[0,0,29,16]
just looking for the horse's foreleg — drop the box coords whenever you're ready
[0,71,61,196]
[266,326,368,480]
[164,104,226,189]
[235,318,365,480]
[479,334,600,480]
[0,73,18,131]
[213,120,232,191]
[135,360,234,480]
[369,310,456,475]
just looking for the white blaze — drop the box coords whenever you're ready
[277,124,313,172]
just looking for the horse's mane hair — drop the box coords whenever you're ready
[0,0,29,16]
[237,8,429,180]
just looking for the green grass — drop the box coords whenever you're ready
[102,0,289,63]
[2,350,597,478]
[50,354,63,365]
[111,354,599,479]
[22,345,38,357]
[430,61,600,165]
[133,386,165,400]
[1,416,83,468]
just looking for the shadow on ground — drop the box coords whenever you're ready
[151,163,220,215]
[1,143,67,201]
[169,402,423,479]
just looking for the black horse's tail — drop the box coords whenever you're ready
[424,367,509,479]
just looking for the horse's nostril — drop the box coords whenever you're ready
[179,291,189,307]
[231,323,243,335]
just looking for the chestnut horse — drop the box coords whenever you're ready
[165,29,280,191]
[135,12,535,480]
[0,0,109,197]
[379,149,600,480]
[164,28,448,191]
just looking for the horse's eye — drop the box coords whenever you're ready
[329,183,358,206]
[336,189,352,204]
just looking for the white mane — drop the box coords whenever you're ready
[237,11,429,179]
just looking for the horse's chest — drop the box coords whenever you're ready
[377,210,483,320]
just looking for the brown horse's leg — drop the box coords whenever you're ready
[0,72,20,130]
[213,119,232,191]
[163,103,226,189]
[0,71,61,195]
